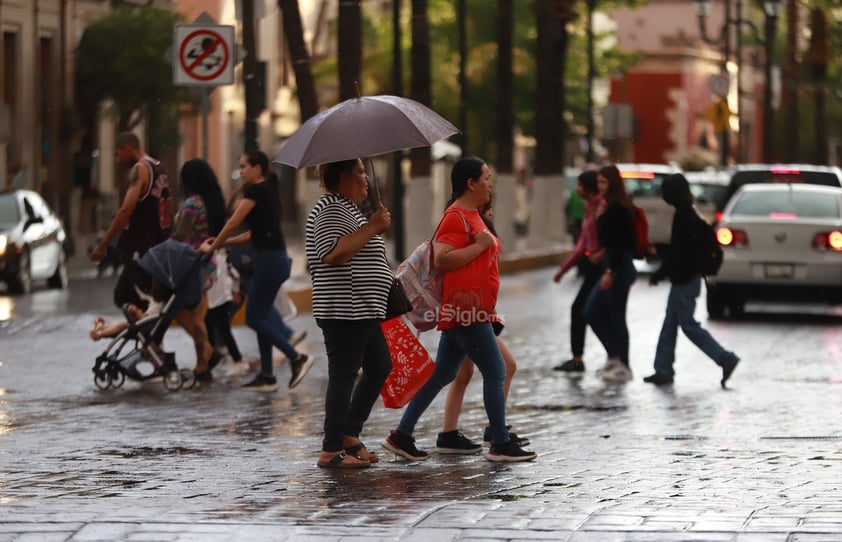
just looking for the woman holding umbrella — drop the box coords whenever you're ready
[305,158,393,468]
[199,150,312,393]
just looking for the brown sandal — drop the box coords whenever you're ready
[345,442,379,463]
[317,451,370,469]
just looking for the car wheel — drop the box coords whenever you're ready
[7,248,32,295]
[47,247,69,289]
[706,282,727,319]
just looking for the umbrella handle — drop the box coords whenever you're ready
[367,157,383,209]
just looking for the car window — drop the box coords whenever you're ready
[0,194,21,225]
[721,168,842,211]
[622,173,666,198]
[730,191,840,218]
[690,183,727,206]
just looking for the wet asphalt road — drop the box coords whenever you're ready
[2,266,842,541]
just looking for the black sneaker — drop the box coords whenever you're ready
[643,372,674,386]
[485,439,537,463]
[382,430,429,461]
[208,351,224,371]
[721,357,740,388]
[241,373,278,392]
[553,359,585,372]
[483,425,530,447]
[436,430,482,455]
[289,354,314,389]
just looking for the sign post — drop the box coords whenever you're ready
[173,14,236,159]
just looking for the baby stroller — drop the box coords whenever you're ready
[92,239,208,391]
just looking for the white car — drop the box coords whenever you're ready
[706,183,842,318]
[685,169,731,224]
[615,163,682,256]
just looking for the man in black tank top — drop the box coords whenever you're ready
[91,132,173,308]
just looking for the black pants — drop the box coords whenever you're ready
[317,318,392,452]
[571,258,601,357]
[205,301,242,361]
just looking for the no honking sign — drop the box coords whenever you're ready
[173,24,235,87]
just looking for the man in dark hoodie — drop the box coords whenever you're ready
[644,173,740,388]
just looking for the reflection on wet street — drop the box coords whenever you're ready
[2,268,842,538]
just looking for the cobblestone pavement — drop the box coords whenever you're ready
[2,267,842,541]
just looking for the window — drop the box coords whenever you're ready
[0,194,21,225]
[731,191,840,219]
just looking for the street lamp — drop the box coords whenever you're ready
[694,0,782,164]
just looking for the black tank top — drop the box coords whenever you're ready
[119,157,172,263]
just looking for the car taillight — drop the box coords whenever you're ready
[813,231,842,251]
[714,210,723,224]
[717,227,748,247]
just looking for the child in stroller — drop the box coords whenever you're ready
[91,239,209,391]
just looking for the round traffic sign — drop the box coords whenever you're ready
[178,29,231,83]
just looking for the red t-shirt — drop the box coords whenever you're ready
[435,206,501,330]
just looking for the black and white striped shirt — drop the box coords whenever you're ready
[305,192,392,320]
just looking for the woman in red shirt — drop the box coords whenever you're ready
[382,157,536,463]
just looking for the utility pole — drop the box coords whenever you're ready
[242,0,259,152]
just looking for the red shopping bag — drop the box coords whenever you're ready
[380,316,435,409]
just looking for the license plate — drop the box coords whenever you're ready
[765,263,794,278]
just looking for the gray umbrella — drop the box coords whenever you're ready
[273,95,459,170]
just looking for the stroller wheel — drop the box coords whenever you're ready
[180,369,197,390]
[163,369,183,392]
[111,369,126,389]
[94,370,112,390]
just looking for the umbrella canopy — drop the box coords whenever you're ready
[274,95,459,169]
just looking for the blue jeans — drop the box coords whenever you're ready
[397,322,509,445]
[653,276,738,378]
[584,250,637,366]
[246,249,298,374]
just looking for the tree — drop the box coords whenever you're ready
[75,5,183,140]
[278,0,318,122]
[533,0,571,175]
[409,0,432,178]
[338,0,363,100]
[496,0,514,173]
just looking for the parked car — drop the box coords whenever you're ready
[685,169,731,224]
[0,189,68,294]
[715,164,842,223]
[706,183,842,318]
[615,163,683,256]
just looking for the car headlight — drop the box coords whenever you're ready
[0,234,6,256]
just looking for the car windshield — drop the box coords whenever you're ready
[732,169,841,186]
[622,172,668,198]
[731,191,840,219]
[0,194,20,225]
[690,183,728,206]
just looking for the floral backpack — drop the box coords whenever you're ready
[396,211,470,332]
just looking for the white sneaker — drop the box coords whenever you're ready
[596,357,621,377]
[225,359,250,378]
[601,362,634,383]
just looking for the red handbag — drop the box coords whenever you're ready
[380,316,435,409]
